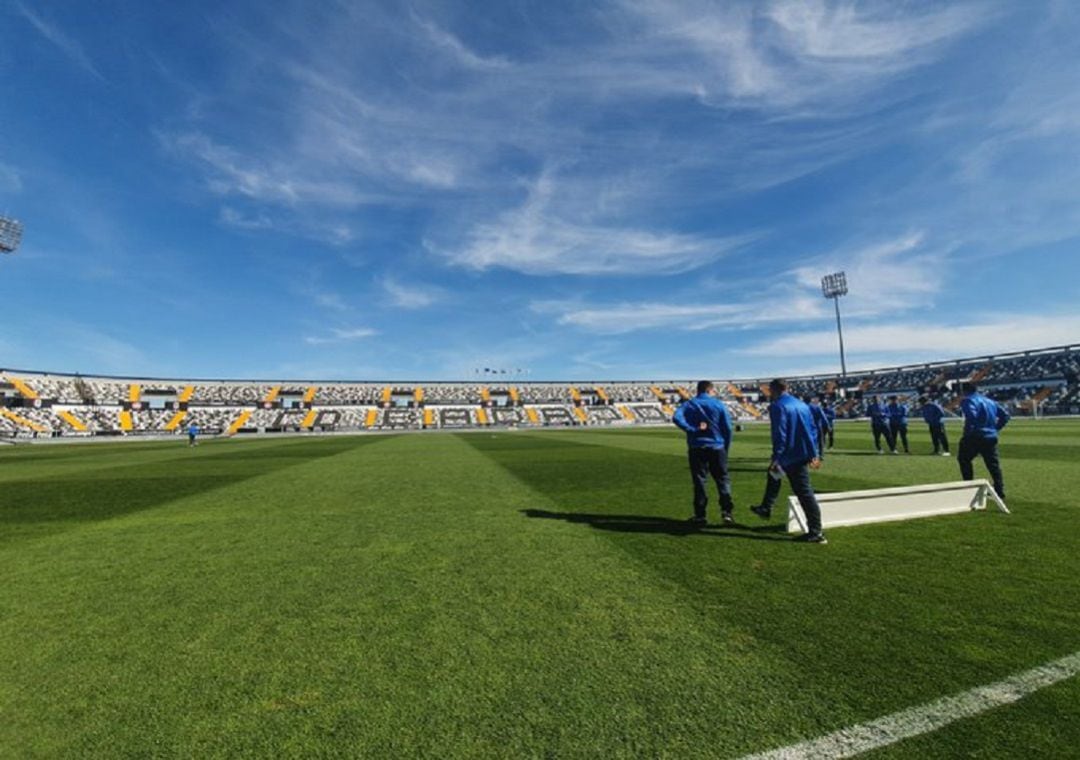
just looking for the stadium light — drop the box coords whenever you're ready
[821,271,849,381]
[0,215,23,254]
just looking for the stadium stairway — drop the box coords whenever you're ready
[726,382,763,419]
[164,411,187,431]
[57,410,88,432]
[178,385,195,403]
[0,408,48,433]
[414,387,424,404]
[303,386,318,403]
[119,410,134,432]
[595,386,610,403]
[381,387,392,405]
[525,408,540,424]
[661,404,674,417]
[618,405,635,421]
[301,409,319,428]
[226,411,252,435]
[128,384,141,404]
[4,375,39,400]
[263,386,281,404]
[676,386,691,400]
[508,387,519,404]
[570,387,582,403]
[365,409,379,428]
[971,362,994,384]
[480,387,491,403]
[476,408,490,425]
[572,407,588,423]
[423,408,435,427]
[650,386,666,402]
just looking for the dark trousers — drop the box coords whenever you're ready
[816,425,828,460]
[959,436,1005,499]
[759,461,823,535]
[826,427,834,449]
[890,422,909,452]
[689,446,735,519]
[872,422,894,452]
[929,423,949,454]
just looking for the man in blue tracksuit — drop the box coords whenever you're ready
[187,423,200,447]
[672,380,736,526]
[806,396,829,460]
[920,396,950,456]
[822,400,836,450]
[958,382,1010,499]
[866,395,894,453]
[750,379,827,544]
[887,395,910,454]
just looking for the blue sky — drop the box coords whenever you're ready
[2,0,1079,381]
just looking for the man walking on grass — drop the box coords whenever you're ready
[887,395,910,454]
[867,395,894,454]
[672,380,736,527]
[920,396,950,456]
[958,382,1010,500]
[750,379,828,544]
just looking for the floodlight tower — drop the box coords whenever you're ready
[0,215,23,255]
[821,271,849,381]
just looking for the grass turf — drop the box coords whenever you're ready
[1,419,1078,758]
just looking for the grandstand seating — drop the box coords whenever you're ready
[2,344,1077,440]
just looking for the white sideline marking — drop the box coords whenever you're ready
[742,651,1080,759]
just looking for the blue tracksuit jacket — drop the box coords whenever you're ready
[867,401,888,426]
[888,402,908,427]
[770,392,819,468]
[922,402,946,426]
[822,406,836,428]
[961,393,1010,440]
[673,393,733,450]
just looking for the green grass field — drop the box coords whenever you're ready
[2,419,1079,758]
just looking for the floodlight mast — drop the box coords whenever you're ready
[821,271,849,381]
[0,216,23,254]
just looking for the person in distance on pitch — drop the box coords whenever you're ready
[822,399,836,450]
[750,379,827,544]
[672,380,736,527]
[887,395,910,454]
[958,382,1010,500]
[919,396,950,456]
[867,395,893,454]
[806,396,830,461]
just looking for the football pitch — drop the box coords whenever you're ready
[2,419,1078,758]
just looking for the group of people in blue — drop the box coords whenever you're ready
[673,379,829,544]
[672,379,1010,546]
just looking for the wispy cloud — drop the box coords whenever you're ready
[303,327,378,346]
[380,277,441,310]
[13,1,105,81]
[539,232,948,333]
[440,172,755,276]
[742,313,1080,359]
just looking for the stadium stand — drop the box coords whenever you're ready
[2,345,1077,440]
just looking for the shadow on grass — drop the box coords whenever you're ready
[522,508,792,541]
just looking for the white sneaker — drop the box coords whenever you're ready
[941,452,951,457]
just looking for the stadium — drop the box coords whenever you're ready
[4,2,1080,758]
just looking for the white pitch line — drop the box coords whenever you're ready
[742,650,1080,760]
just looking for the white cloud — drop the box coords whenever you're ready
[303,327,378,345]
[743,314,1080,359]
[13,1,104,81]
[442,173,753,275]
[381,277,440,309]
